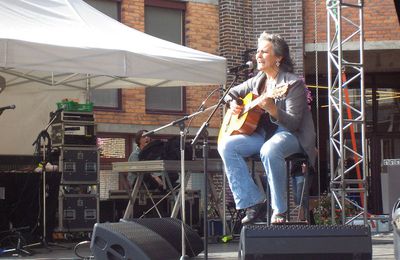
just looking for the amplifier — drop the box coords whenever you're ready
[56,194,99,232]
[54,111,94,123]
[51,123,96,147]
[59,147,99,184]
[239,224,372,260]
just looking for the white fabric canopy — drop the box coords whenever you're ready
[0,0,227,155]
[0,0,226,88]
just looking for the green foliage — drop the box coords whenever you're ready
[313,192,357,225]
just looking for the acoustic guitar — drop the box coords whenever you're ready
[218,82,292,144]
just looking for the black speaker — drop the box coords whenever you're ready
[129,218,203,257]
[239,224,372,260]
[91,218,203,260]
[393,198,400,260]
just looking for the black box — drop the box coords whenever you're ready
[51,122,96,147]
[59,147,99,184]
[108,190,173,220]
[54,111,94,123]
[57,194,98,232]
[239,224,372,260]
[168,190,200,230]
[184,190,200,229]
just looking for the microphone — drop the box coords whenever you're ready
[49,107,64,119]
[0,104,16,112]
[227,61,253,74]
[55,107,64,114]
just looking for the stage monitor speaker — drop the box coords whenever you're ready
[393,198,400,260]
[239,224,372,260]
[128,217,203,257]
[91,218,203,260]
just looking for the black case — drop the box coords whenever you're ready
[54,111,95,123]
[51,111,96,147]
[56,194,99,232]
[59,147,99,184]
[51,122,96,147]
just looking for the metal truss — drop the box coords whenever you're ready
[326,0,368,225]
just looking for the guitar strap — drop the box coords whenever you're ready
[255,75,278,141]
[257,76,267,95]
[261,113,278,141]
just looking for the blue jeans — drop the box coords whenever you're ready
[218,126,303,214]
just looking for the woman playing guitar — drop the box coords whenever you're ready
[218,32,316,224]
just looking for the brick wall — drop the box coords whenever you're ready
[121,0,145,32]
[93,0,400,218]
[219,0,255,83]
[252,0,304,76]
[95,0,400,134]
[304,0,400,44]
[220,0,304,78]
[217,0,306,207]
[185,2,222,128]
[95,0,222,129]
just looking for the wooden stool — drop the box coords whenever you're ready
[248,154,271,225]
[248,153,311,224]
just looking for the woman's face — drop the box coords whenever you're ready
[256,40,280,73]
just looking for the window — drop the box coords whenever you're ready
[376,88,400,133]
[144,1,186,114]
[146,87,184,112]
[97,134,131,165]
[84,0,122,110]
[90,89,121,110]
[98,137,126,159]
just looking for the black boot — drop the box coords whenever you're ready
[241,201,267,225]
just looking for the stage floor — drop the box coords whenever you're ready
[0,232,395,260]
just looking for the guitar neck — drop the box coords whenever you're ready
[240,82,292,115]
[242,96,263,115]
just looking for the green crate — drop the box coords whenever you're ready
[74,102,93,112]
[57,100,76,111]
[57,101,93,112]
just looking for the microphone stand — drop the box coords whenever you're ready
[142,104,217,260]
[1,226,32,256]
[191,73,241,260]
[27,109,69,251]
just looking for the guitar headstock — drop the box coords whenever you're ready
[270,84,288,99]
[266,80,297,100]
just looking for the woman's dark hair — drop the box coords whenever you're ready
[258,32,294,72]
[134,129,148,146]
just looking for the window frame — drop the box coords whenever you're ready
[97,132,133,166]
[145,87,187,115]
[92,89,123,112]
[144,0,187,115]
[85,0,123,111]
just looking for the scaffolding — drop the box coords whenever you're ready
[326,0,368,225]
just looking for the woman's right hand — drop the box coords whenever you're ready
[230,100,244,115]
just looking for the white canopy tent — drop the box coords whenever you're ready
[0,0,227,155]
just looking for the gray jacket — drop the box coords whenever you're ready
[226,71,316,166]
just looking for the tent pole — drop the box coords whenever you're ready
[86,74,90,102]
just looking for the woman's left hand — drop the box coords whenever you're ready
[260,97,278,118]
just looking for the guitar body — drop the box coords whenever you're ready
[217,82,292,145]
[218,93,264,144]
